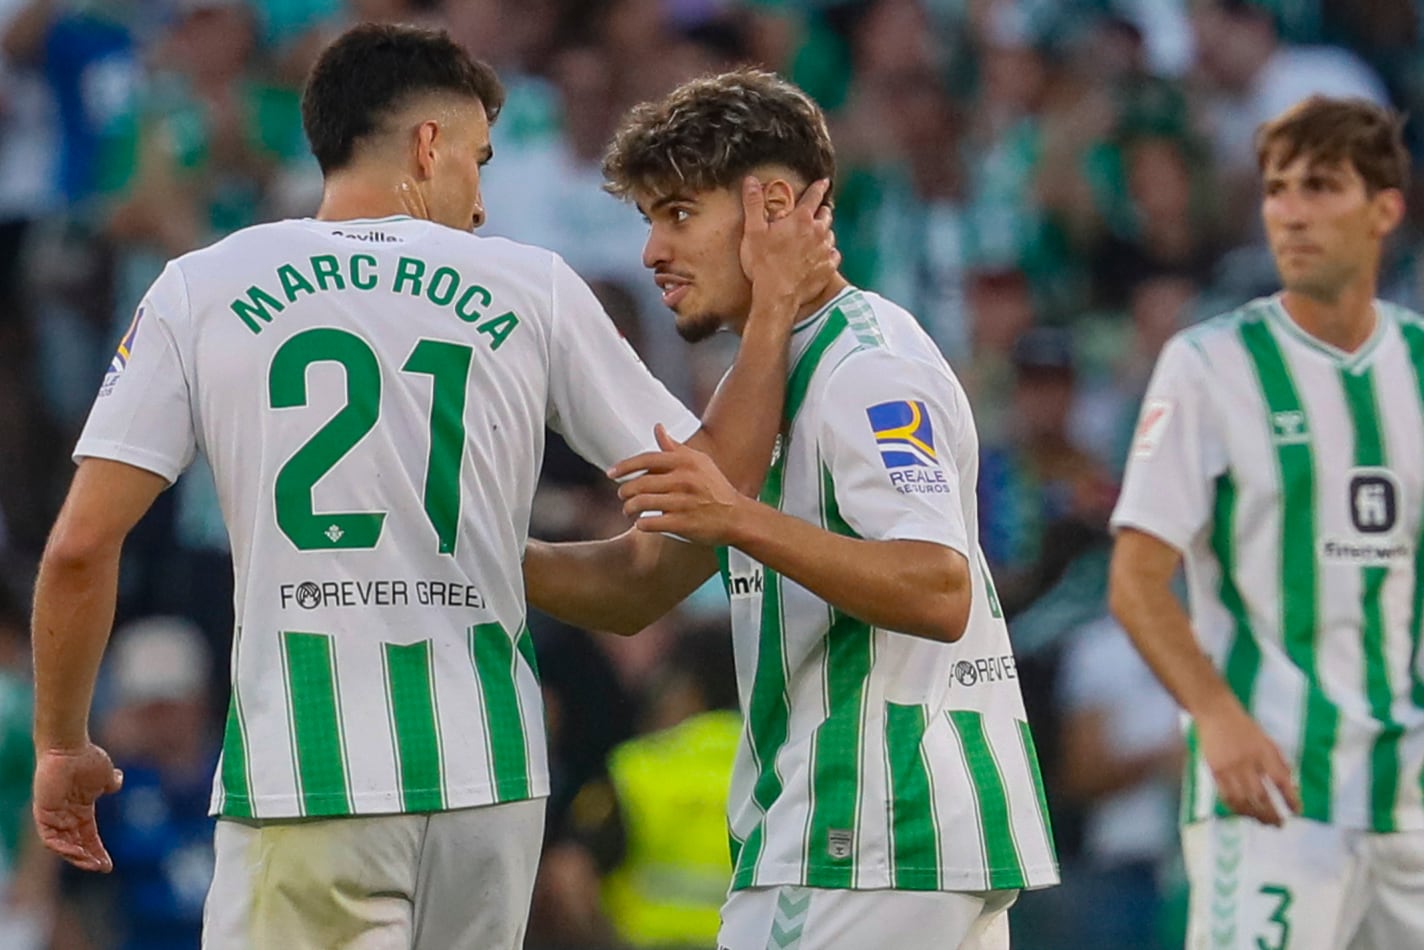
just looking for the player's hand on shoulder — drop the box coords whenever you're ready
[1196,703,1301,827]
[740,176,838,312]
[610,424,749,546]
[32,742,124,873]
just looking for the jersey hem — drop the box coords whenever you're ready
[212,782,551,820]
[728,861,1060,893]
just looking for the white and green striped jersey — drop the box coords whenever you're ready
[721,287,1059,893]
[74,216,699,820]
[1113,295,1424,832]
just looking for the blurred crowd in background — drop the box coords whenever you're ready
[0,0,1422,947]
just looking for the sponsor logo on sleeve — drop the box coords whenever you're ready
[866,400,951,495]
[1132,398,1173,458]
[99,306,144,397]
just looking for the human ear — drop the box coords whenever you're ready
[760,178,796,221]
[414,120,439,180]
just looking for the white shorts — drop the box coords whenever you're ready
[718,885,1017,950]
[1182,816,1424,950]
[203,798,544,950]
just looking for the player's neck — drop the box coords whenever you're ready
[796,274,850,323]
[316,172,428,224]
[1279,283,1378,354]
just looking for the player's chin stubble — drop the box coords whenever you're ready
[676,309,726,343]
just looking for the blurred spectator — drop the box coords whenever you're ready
[1056,614,1182,950]
[978,326,1116,616]
[1192,0,1389,233]
[54,617,216,950]
[836,66,972,362]
[539,623,740,950]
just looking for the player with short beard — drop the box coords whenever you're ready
[526,68,1059,950]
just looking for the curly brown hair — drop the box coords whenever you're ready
[602,67,835,201]
[1256,95,1410,195]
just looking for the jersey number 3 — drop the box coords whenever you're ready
[269,327,472,555]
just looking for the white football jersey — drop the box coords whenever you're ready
[76,216,699,820]
[722,287,1059,893]
[1113,295,1424,831]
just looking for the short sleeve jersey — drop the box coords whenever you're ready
[75,216,700,819]
[1113,295,1424,831]
[722,287,1059,893]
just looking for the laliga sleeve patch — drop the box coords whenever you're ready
[1132,398,1174,459]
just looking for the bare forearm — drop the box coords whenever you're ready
[695,296,794,495]
[32,553,121,750]
[1108,558,1237,720]
[524,534,715,635]
[726,502,967,642]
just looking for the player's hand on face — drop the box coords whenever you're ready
[740,177,839,312]
[1196,703,1302,827]
[33,742,124,873]
[609,425,747,545]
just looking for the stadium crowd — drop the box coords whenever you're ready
[1,0,1422,947]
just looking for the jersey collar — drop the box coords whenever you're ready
[788,285,857,369]
[1267,294,1390,373]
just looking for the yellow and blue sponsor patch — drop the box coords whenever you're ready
[867,400,937,468]
[99,306,144,396]
[110,306,143,374]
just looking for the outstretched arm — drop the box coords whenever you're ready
[1109,527,1300,826]
[32,459,167,872]
[615,426,971,642]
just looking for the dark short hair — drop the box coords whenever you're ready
[302,23,505,174]
[602,67,835,200]
[1256,95,1410,195]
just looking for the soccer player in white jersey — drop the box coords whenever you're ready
[524,69,1059,950]
[1111,95,1424,949]
[27,25,838,950]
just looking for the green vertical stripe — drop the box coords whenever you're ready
[219,625,252,818]
[384,640,445,812]
[948,710,1027,888]
[1017,719,1057,865]
[282,631,351,815]
[1183,721,1200,825]
[220,686,253,818]
[1239,318,1337,822]
[470,621,531,801]
[733,448,790,890]
[1341,367,1400,831]
[515,623,540,682]
[1398,323,1424,813]
[1212,471,1263,818]
[735,315,849,889]
[785,309,848,423]
[885,704,940,888]
[805,611,873,887]
[806,462,872,887]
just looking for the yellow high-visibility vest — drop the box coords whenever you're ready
[602,709,742,948]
